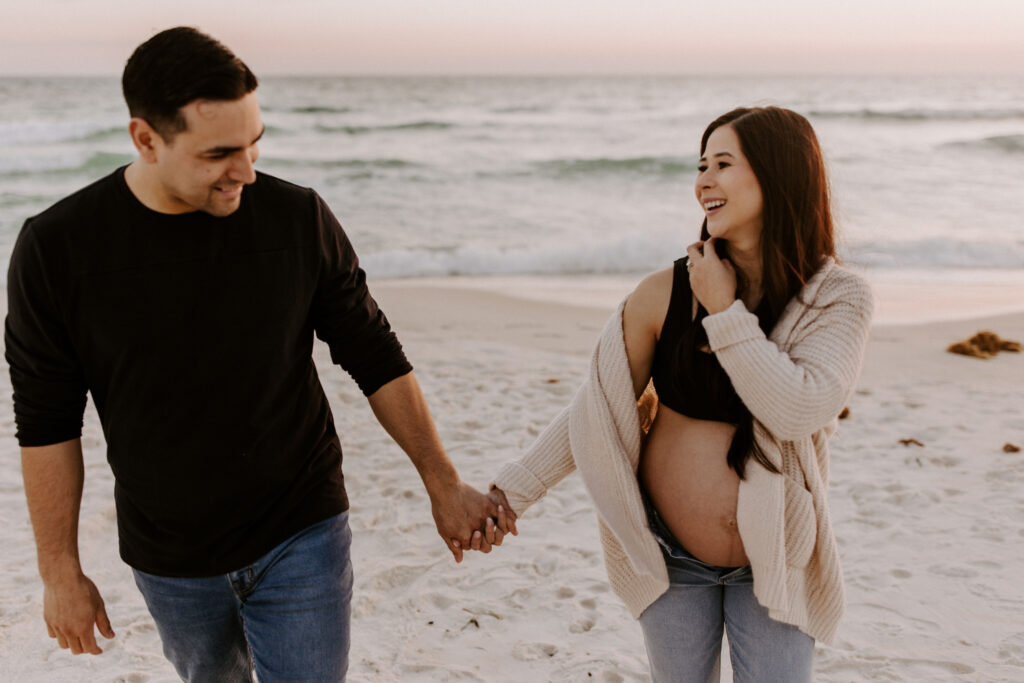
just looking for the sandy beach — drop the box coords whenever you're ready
[1,276,1022,682]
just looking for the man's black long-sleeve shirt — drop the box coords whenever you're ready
[5,167,412,576]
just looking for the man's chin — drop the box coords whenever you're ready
[203,196,243,218]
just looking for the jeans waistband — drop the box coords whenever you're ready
[640,483,751,573]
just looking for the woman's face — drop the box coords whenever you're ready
[695,124,763,246]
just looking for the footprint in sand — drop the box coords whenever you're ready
[512,642,558,661]
[968,559,1000,570]
[570,617,596,633]
[997,632,1024,666]
[927,455,961,468]
[928,564,978,579]
[427,593,456,609]
[889,655,975,676]
[366,564,425,592]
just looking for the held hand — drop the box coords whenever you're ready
[487,487,518,537]
[43,572,114,655]
[469,487,520,552]
[686,238,737,315]
[469,517,504,553]
[429,480,499,563]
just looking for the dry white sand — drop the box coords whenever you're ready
[1,277,1022,682]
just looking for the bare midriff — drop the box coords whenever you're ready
[639,403,749,568]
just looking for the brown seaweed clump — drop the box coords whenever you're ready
[946,331,1023,359]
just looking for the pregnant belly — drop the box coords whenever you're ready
[639,405,749,567]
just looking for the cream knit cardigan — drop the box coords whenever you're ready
[492,258,873,645]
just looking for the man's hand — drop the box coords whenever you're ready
[43,571,114,655]
[466,487,520,553]
[365,374,519,561]
[21,441,114,656]
[429,480,500,562]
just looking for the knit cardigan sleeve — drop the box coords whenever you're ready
[702,267,873,441]
[491,298,635,518]
[491,402,577,517]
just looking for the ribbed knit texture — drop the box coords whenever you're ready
[493,258,873,645]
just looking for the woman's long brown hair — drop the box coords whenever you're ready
[670,106,836,478]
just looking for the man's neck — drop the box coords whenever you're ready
[123,161,179,214]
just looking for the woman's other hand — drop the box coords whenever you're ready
[686,238,737,315]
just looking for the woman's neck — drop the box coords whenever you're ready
[724,241,763,307]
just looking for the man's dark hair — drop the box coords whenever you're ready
[122,26,258,140]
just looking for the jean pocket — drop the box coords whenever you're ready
[782,477,817,568]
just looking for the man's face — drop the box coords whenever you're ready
[150,92,264,217]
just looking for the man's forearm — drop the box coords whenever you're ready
[366,372,459,492]
[367,371,502,559]
[21,439,86,582]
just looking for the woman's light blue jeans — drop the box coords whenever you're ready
[133,511,353,683]
[638,503,814,682]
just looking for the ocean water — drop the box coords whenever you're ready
[2,75,1023,284]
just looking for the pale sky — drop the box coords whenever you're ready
[1,0,1022,76]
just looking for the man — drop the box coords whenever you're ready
[6,26,508,681]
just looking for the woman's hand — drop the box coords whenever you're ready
[686,238,737,315]
[487,487,518,537]
[468,486,519,552]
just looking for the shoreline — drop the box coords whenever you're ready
[371,277,1024,397]
[373,267,1024,327]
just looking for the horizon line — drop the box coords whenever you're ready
[3,70,1023,79]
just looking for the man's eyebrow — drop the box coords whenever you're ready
[698,151,736,162]
[201,125,266,155]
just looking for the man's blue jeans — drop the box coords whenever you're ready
[638,500,814,682]
[133,511,353,682]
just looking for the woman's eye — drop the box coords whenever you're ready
[697,165,707,172]
[718,162,731,169]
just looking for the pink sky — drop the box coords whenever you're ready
[1,1,1022,75]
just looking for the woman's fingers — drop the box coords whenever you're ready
[495,504,509,534]
[686,241,704,264]
[488,516,506,546]
[501,505,518,536]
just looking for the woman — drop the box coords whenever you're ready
[486,107,874,681]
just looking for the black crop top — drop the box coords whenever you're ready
[649,257,746,424]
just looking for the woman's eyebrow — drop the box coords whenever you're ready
[698,151,736,162]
